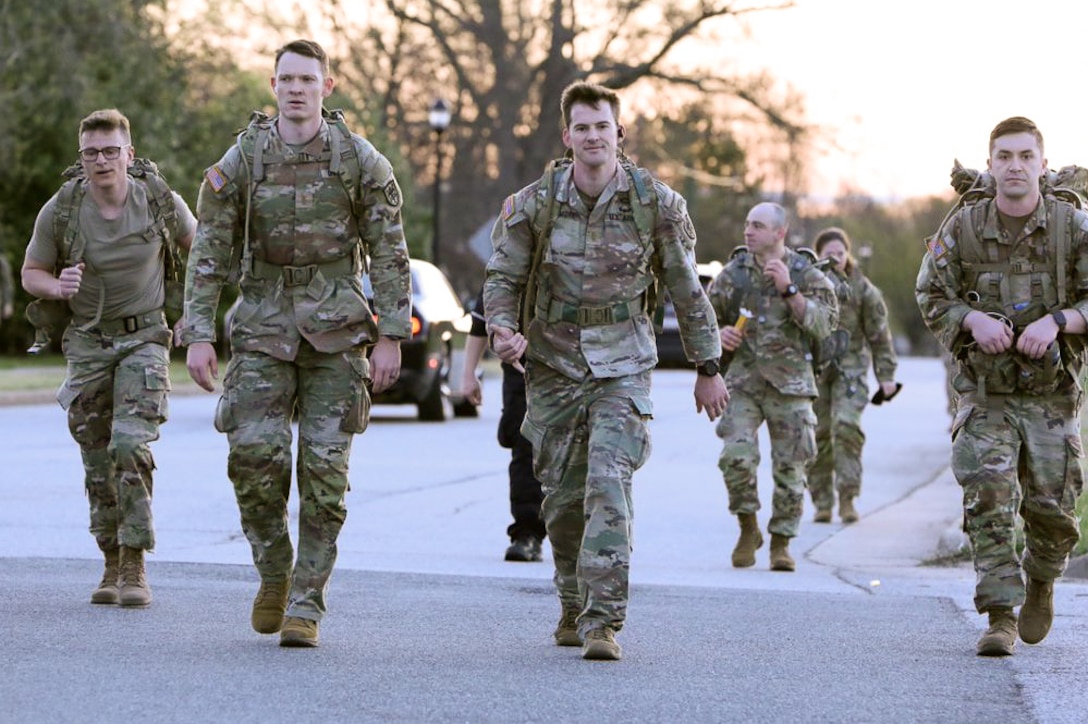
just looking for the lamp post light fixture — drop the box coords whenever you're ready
[428,97,452,268]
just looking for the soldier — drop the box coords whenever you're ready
[916,116,1088,657]
[808,227,900,524]
[461,288,547,562]
[181,39,411,648]
[706,203,838,572]
[21,108,196,607]
[484,81,729,661]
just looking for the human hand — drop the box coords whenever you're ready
[186,342,219,392]
[1016,316,1061,360]
[490,326,527,366]
[694,374,729,421]
[720,325,743,352]
[763,258,790,294]
[964,310,1014,355]
[56,263,85,299]
[370,337,402,393]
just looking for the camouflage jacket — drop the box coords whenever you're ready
[828,265,897,383]
[707,247,839,397]
[483,162,720,380]
[180,116,411,359]
[916,195,1088,396]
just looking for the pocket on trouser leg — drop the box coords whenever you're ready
[340,355,372,434]
[139,365,171,423]
[521,417,575,495]
[792,407,818,465]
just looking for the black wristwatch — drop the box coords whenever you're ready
[696,359,721,377]
[1052,310,1068,331]
[781,284,799,299]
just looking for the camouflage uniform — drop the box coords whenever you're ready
[916,195,1088,613]
[24,182,196,553]
[707,248,838,538]
[180,114,411,621]
[483,162,721,636]
[809,265,898,511]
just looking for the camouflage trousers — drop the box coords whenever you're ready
[57,317,171,552]
[715,380,817,537]
[952,392,1083,613]
[809,369,869,511]
[519,362,653,636]
[215,345,370,621]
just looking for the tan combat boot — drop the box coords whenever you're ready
[769,534,795,572]
[582,627,622,661]
[977,607,1017,656]
[118,546,152,607]
[813,508,832,524]
[251,579,291,634]
[554,606,581,647]
[731,513,764,568]
[280,617,320,647]
[90,548,121,605]
[1018,578,1054,645]
[839,496,859,524]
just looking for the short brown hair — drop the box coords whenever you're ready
[989,116,1044,155]
[78,108,131,144]
[560,81,621,129]
[275,39,330,77]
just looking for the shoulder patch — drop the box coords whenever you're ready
[926,234,951,260]
[502,194,516,221]
[205,165,228,193]
[383,179,402,208]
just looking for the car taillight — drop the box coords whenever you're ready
[411,316,422,337]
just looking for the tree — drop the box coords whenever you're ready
[235,0,805,294]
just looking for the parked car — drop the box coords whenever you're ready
[223,259,478,422]
[655,261,723,368]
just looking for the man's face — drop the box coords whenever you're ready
[271,52,333,123]
[819,239,848,270]
[562,102,620,171]
[78,129,133,192]
[988,131,1046,203]
[743,204,785,256]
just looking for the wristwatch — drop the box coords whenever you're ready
[696,359,721,377]
[1052,310,1068,331]
[781,284,799,298]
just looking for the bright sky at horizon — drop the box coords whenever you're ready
[735,0,1088,202]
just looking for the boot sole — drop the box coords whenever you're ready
[582,642,622,660]
[554,632,582,647]
[90,591,119,605]
[977,642,1015,656]
[279,635,319,648]
[252,617,285,634]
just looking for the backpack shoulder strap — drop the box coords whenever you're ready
[52,165,88,267]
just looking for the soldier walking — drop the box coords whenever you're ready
[916,116,1087,656]
[181,39,411,648]
[21,108,196,607]
[706,203,838,572]
[484,81,729,661]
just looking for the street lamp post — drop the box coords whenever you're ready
[428,98,452,268]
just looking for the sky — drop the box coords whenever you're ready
[733,0,1088,202]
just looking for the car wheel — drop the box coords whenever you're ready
[453,399,479,418]
[417,347,453,422]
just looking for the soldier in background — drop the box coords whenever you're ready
[21,108,196,608]
[916,116,1088,657]
[808,227,899,524]
[706,203,838,573]
[484,81,729,661]
[181,39,411,648]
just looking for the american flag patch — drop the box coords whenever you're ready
[926,235,949,259]
[205,165,228,192]
[502,194,516,220]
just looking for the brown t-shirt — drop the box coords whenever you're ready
[26,181,196,321]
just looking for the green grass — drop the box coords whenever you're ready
[0,353,195,393]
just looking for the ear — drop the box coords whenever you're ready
[617,125,626,140]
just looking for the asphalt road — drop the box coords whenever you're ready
[2,357,1086,723]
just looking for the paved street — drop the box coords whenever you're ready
[2,357,1086,723]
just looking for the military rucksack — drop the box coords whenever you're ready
[25,157,184,354]
[229,107,367,282]
[521,154,662,334]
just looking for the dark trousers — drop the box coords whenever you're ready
[500,363,546,541]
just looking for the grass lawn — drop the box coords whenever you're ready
[0,353,194,393]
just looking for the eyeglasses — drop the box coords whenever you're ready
[78,145,129,161]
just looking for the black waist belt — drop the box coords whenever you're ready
[541,297,644,326]
[251,257,355,287]
[74,310,165,335]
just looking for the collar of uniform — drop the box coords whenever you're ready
[980,195,1046,242]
